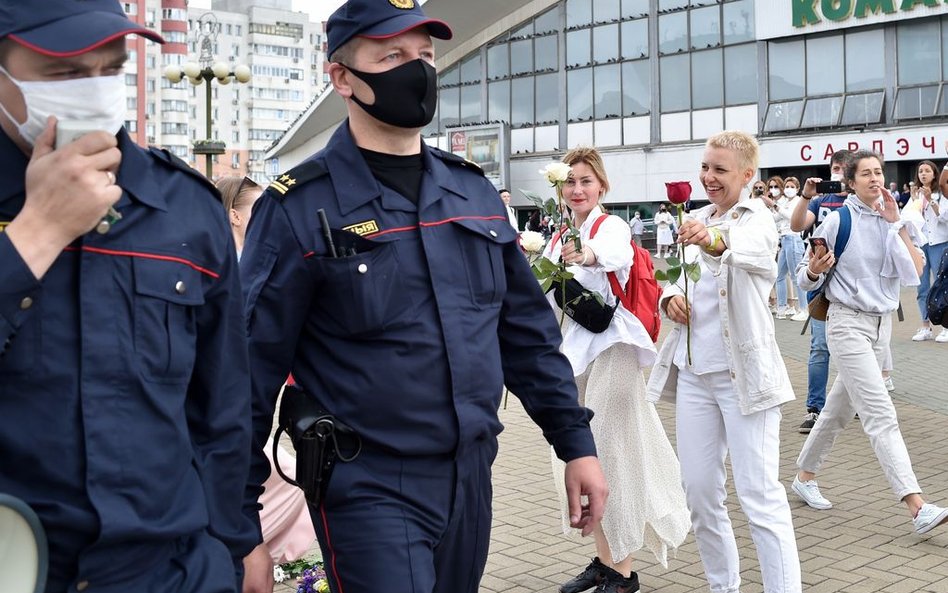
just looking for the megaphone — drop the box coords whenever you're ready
[0,494,48,593]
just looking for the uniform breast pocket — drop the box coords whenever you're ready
[312,239,412,337]
[450,218,517,309]
[132,258,205,383]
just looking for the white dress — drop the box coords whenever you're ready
[545,207,691,566]
[655,211,675,247]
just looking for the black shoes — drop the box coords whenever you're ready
[560,558,606,593]
[560,558,640,593]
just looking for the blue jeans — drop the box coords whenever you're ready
[776,234,805,309]
[917,241,948,322]
[806,318,829,412]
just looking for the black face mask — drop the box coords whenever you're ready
[346,59,438,129]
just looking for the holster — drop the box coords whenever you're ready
[272,384,361,507]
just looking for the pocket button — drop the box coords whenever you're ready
[174,281,186,294]
[357,263,368,274]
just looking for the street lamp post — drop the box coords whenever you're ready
[162,13,250,178]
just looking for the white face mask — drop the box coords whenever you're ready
[0,65,127,147]
[830,172,844,183]
[769,187,781,197]
[785,188,798,198]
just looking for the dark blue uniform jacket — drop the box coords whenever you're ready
[241,122,596,511]
[0,130,257,590]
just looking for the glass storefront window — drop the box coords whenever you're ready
[722,0,754,45]
[801,96,842,128]
[724,43,756,105]
[595,0,620,23]
[840,91,884,126]
[659,12,687,55]
[535,8,558,35]
[764,100,804,132]
[460,85,481,125]
[535,73,559,124]
[511,77,535,126]
[567,28,591,68]
[593,23,620,64]
[894,85,939,119]
[487,43,508,80]
[511,20,533,39]
[690,5,721,50]
[511,39,533,75]
[440,65,459,87]
[594,63,621,118]
[659,0,689,11]
[621,0,648,19]
[897,19,940,85]
[806,35,843,96]
[845,29,883,92]
[768,39,805,100]
[439,87,460,128]
[692,49,723,109]
[660,54,690,112]
[566,0,592,29]
[568,67,594,121]
[620,18,648,59]
[460,53,481,84]
[488,80,510,123]
[621,59,650,115]
[535,35,558,71]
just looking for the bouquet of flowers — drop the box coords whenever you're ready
[520,163,605,315]
[654,181,700,364]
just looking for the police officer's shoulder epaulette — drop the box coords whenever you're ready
[147,146,220,198]
[267,161,328,201]
[431,148,484,176]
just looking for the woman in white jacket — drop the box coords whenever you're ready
[544,147,690,593]
[792,150,948,534]
[646,131,801,593]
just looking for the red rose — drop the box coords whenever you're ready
[665,181,692,205]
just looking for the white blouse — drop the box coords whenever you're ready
[543,205,657,375]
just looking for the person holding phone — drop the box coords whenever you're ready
[792,150,948,535]
[911,160,948,342]
[0,2,257,592]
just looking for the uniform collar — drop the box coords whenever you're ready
[0,128,167,212]
[324,121,468,215]
[0,129,30,207]
[115,129,168,212]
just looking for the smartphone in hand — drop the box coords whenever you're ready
[809,236,828,256]
[815,180,843,194]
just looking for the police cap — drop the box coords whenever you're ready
[327,0,452,60]
[0,0,164,57]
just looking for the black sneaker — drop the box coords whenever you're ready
[595,570,640,593]
[560,558,607,593]
[799,411,819,434]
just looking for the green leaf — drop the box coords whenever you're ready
[544,198,559,217]
[561,270,574,280]
[539,278,553,293]
[686,262,702,283]
[667,267,681,284]
[654,269,668,282]
[665,256,681,267]
[520,189,544,209]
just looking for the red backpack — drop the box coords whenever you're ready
[590,214,661,342]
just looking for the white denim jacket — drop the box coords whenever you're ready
[646,197,795,415]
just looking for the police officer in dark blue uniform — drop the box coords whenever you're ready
[240,1,609,592]
[0,2,257,592]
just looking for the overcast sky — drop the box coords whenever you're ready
[187,0,345,22]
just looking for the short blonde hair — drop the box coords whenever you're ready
[706,130,759,173]
[562,146,610,195]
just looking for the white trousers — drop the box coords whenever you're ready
[796,303,921,500]
[676,368,801,593]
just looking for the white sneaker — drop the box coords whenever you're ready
[913,503,948,534]
[791,476,833,510]
[912,327,933,341]
[790,310,810,322]
[883,376,894,392]
[775,308,790,320]
[936,329,948,343]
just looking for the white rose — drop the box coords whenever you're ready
[520,230,545,253]
[539,162,572,185]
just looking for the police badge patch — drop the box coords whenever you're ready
[389,0,414,8]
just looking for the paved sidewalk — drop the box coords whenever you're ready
[484,288,948,593]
